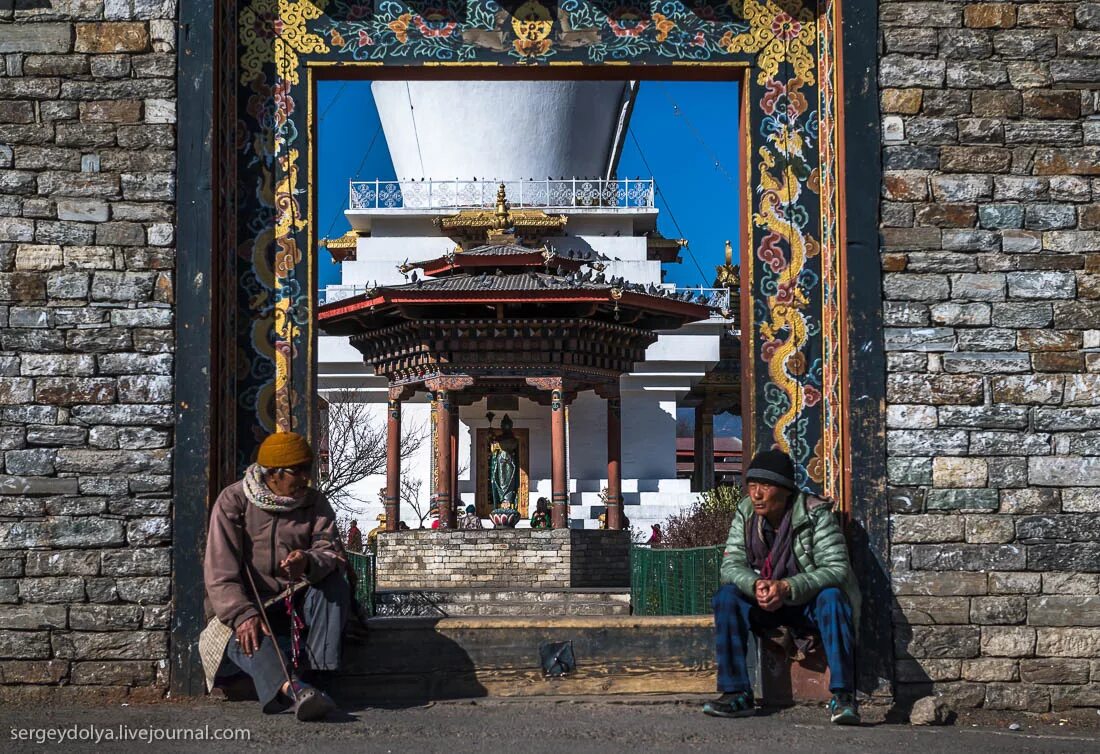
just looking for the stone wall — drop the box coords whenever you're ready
[376,530,631,590]
[880,0,1100,710]
[0,2,176,701]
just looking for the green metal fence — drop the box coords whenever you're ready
[347,551,376,617]
[630,545,724,616]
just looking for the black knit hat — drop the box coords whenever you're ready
[744,450,797,491]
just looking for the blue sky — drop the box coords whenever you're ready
[316,80,741,289]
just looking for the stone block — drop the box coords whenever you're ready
[1020,658,1090,685]
[0,630,51,659]
[51,630,167,660]
[982,626,1036,657]
[985,683,1050,712]
[1018,3,1076,27]
[942,352,1030,374]
[887,405,938,429]
[990,572,1042,594]
[971,596,1026,625]
[1029,456,1100,486]
[932,175,993,203]
[4,448,55,476]
[911,543,1025,571]
[1029,544,1100,572]
[1036,628,1100,657]
[18,577,85,603]
[938,406,1028,430]
[893,515,964,544]
[117,375,171,403]
[1063,489,1100,513]
[880,56,946,88]
[24,551,99,577]
[0,604,67,630]
[964,3,1016,28]
[1027,596,1100,627]
[898,626,980,659]
[0,660,68,685]
[932,458,987,489]
[930,303,990,327]
[68,605,143,631]
[883,273,949,301]
[0,24,73,54]
[961,658,1019,683]
[970,431,1052,456]
[888,458,933,487]
[990,375,1063,404]
[887,374,984,405]
[895,596,971,625]
[884,328,955,352]
[100,548,169,576]
[882,88,923,115]
[965,515,1016,544]
[74,23,150,54]
[883,172,930,202]
[0,517,125,550]
[70,660,155,686]
[888,430,970,457]
[895,659,961,684]
[1034,147,1100,176]
[34,378,116,406]
[1007,270,1076,299]
[949,273,1005,301]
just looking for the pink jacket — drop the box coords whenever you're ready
[203,481,344,629]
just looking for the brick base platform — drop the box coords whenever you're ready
[375,529,631,590]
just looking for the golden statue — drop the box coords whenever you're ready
[713,240,740,290]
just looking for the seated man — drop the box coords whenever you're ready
[704,450,861,725]
[203,431,349,721]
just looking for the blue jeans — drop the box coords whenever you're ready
[713,583,855,695]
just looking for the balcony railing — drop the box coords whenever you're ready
[319,285,369,306]
[349,178,656,211]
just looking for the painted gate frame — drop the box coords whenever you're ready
[173,0,886,695]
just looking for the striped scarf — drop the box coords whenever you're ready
[242,463,310,513]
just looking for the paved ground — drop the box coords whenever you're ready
[2,696,1099,753]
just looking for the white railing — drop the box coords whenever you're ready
[348,178,656,211]
[319,285,368,305]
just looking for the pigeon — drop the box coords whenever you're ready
[411,271,418,284]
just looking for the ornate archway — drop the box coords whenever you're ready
[173,0,886,696]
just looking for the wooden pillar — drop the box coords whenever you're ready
[385,394,401,532]
[551,387,568,529]
[693,403,715,492]
[450,406,460,512]
[435,389,454,529]
[606,394,623,530]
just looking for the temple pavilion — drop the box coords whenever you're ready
[319,186,714,531]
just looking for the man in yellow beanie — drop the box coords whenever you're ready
[202,431,348,721]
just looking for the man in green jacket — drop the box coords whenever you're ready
[703,450,861,725]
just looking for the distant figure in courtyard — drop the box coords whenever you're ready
[399,521,410,531]
[460,504,484,529]
[647,524,662,545]
[201,431,347,722]
[704,450,861,726]
[530,497,551,529]
[346,519,363,552]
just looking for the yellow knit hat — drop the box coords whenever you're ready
[256,431,313,468]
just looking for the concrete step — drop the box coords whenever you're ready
[374,588,632,617]
[336,615,720,701]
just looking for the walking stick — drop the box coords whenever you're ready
[243,565,303,702]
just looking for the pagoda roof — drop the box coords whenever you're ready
[403,243,598,277]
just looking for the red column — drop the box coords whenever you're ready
[606,395,623,530]
[450,406,460,513]
[385,396,401,532]
[435,389,453,529]
[551,387,568,529]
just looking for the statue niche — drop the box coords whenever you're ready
[476,414,529,525]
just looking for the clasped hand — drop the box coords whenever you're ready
[754,578,790,612]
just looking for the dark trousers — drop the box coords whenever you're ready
[225,571,350,712]
[713,583,855,695]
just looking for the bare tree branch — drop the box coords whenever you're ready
[316,389,426,513]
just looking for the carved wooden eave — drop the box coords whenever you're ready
[319,230,359,263]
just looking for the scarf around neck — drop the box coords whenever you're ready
[746,503,799,582]
[243,463,310,513]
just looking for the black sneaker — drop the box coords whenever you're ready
[702,691,756,718]
[828,692,860,725]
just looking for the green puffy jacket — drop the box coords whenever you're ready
[719,492,861,628]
